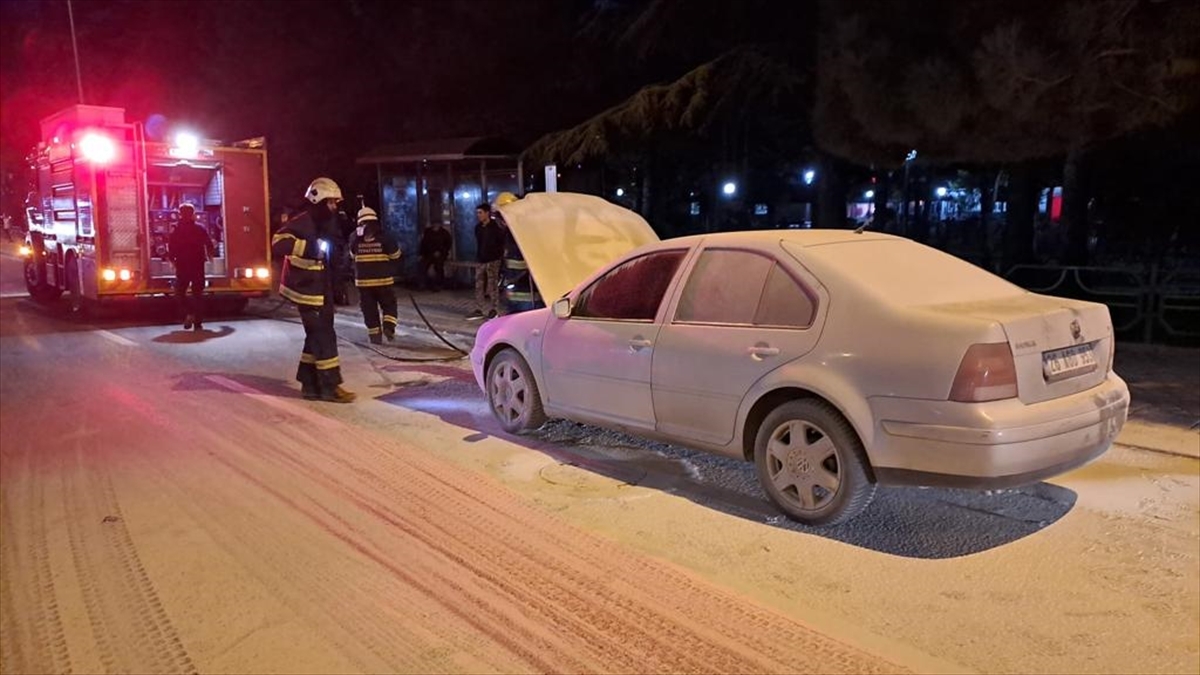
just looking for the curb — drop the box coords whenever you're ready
[1116,419,1200,459]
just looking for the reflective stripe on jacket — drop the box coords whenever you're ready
[271,212,328,306]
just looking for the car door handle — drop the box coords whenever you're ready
[629,338,653,351]
[748,346,780,360]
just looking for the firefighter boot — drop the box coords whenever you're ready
[321,385,357,404]
[301,385,320,400]
[383,324,396,342]
[369,333,383,345]
[183,314,194,330]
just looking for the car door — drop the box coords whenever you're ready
[652,247,821,446]
[541,249,688,430]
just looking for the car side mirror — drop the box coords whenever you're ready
[552,297,572,319]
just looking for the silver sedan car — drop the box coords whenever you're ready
[471,193,1130,525]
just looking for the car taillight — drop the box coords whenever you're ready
[949,342,1018,402]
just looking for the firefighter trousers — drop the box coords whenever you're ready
[175,266,206,323]
[358,285,398,339]
[296,302,343,391]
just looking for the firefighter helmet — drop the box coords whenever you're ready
[493,191,518,209]
[356,206,378,224]
[178,203,195,214]
[305,177,343,204]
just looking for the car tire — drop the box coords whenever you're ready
[486,348,547,434]
[754,398,876,526]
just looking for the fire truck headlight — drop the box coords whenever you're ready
[17,245,31,257]
[101,268,117,282]
[242,268,254,279]
[118,269,132,281]
[79,132,117,164]
[255,267,270,279]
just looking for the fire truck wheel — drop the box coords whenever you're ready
[65,256,88,316]
[23,257,62,304]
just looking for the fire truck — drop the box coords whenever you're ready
[20,104,273,313]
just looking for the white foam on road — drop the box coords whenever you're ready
[204,374,345,431]
[97,330,138,347]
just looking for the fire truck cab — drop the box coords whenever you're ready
[22,104,272,312]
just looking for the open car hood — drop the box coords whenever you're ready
[496,192,659,302]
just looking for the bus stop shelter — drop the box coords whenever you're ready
[357,137,523,285]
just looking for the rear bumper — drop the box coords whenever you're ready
[868,373,1129,488]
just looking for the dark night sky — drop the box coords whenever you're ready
[0,0,649,206]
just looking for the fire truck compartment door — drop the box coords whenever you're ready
[105,169,142,272]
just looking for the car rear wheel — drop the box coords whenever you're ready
[487,349,547,434]
[754,399,876,526]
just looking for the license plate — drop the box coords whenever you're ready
[1042,342,1098,381]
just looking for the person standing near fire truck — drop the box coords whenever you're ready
[271,177,356,403]
[169,203,215,330]
[349,206,401,344]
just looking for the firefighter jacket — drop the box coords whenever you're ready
[271,211,332,306]
[168,220,214,273]
[349,222,401,287]
[500,227,542,310]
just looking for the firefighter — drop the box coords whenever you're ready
[168,203,215,330]
[349,206,401,344]
[494,192,543,314]
[271,177,356,403]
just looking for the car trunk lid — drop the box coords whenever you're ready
[926,293,1114,404]
[496,193,660,302]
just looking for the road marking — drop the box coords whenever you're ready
[97,330,138,347]
[204,375,344,431]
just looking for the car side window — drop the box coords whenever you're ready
[574,250,687,321]
[675,249,815,327]
[675,250,772,324]
[754,262,815,327]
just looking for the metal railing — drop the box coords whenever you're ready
[1004,263,1200,345]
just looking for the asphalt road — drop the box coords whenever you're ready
[1,250,1197,674]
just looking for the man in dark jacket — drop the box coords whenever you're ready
[467,202,504,320]
[271,177,356,403]
[168,203,214,330]
[418,221,452,291]
[349,206,402,344]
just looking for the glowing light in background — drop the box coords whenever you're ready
[722,181,737,196]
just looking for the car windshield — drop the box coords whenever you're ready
[784,239,1022,306]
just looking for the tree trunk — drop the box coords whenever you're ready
[1061,146,1091,265]
[872,168,889,231]
[817,154,848,229]
[977,169,995,270]
[1004,162,1037,272]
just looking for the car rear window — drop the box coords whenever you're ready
[784,239,1022,305]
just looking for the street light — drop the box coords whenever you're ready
[722,181,737,196]
[803,169,816,185]
[935,186,948,198]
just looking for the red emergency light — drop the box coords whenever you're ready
[79,132,116,164]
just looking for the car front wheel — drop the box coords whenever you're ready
[754,399,876,526]
[486,348,547,434]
